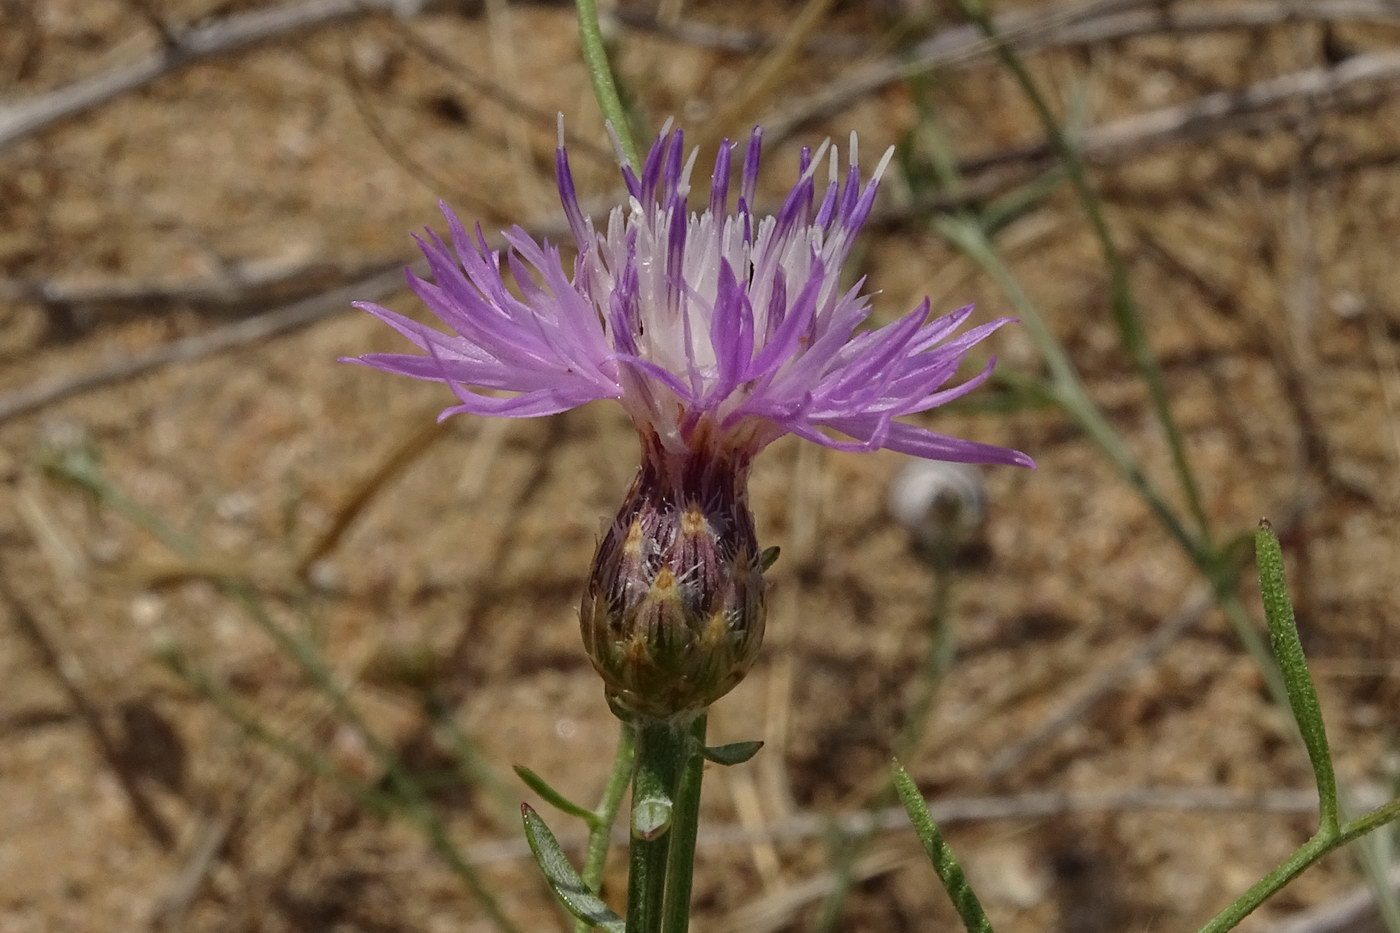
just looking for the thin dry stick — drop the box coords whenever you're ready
[763,0,1400,143]
[454,784,1333,867]
[0,265,406,425]
[1080,49,1400,162]
[865,46,1400,221]
[713,846,910,933]
[484,0,549,214]
[631,0,1142,59]
[985,582,1216,780]
[145,807,240,927]
[340,39,504,217]
[10,51,1396,426]
[1266,865,1400,933]
[296,413,449,578]
[627,0,1393,57]
[0,206,594,427]
[694,0,836,151]
[0,256,399,314]
[382,17,613,164]
[719,765,784,886]
[758,439,826,829]
[0,580,176,849]
[0,0,416,151]
[986,495,1316,781]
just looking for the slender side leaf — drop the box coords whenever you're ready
[515,764,599,825]
[760,546,781,572]
[892,760,993,933]
[522,805,626,933]
[1255,520,1339,833]
[701,741,763,766]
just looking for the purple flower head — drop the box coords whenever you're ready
[347,124,1033,470]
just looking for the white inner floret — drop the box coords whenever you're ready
[577,137,895,447]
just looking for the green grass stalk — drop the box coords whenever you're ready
[575,724,638,933]
[574,0,640,169]
[950,0,1212,546]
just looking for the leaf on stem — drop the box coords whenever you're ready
[892,760,994,933]
[522,804,625,932]
[632,794,673,840]
[700,741,763,766]
[760,546,781,572]
[1255,519,1339,833]
[515,764,598,825]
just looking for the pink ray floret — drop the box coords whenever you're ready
[347,125,1033,469]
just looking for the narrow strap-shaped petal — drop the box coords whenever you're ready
[822,416,1034,467]
[705,260,756,404]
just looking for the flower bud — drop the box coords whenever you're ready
[581,435,767,721]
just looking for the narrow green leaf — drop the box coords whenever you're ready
[978,168,1064,238]
[1255,520,1339,833]
[700,741,763,766]
[760,546,781,572]
[892,760,994,933]
[514,764,598,825]
[521,804,626,932]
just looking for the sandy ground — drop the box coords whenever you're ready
[2,1,1399,931]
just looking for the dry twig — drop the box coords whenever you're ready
[1266,865,1400,933]
[0,265,408,424]
[0,0,416,151]
[985,583,1217,781]
[0,256,400,315]
[867,47,1400,221]
[0,578,176,849]
[7,50,1399,430]
[453,783,1336,868]
[764,0,1400,142]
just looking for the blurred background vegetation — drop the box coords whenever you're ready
[2,1,1400,930]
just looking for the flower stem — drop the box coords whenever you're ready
[661,715,708,933]
[574,0,640,170]
[575,724,638,933]
[627,720,684,932]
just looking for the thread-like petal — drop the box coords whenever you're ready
[349,124,1030,471]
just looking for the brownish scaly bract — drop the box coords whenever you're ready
[581,431,767,721]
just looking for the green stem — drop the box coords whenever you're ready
[893,761,994,933]
[937,214,1295,713]
[575,724,638,933]
[1198,799,1400,933]
[429,691,516,825]
[42,455,520,930]
[936,216,1205,568]
[661,715,708,933]
[233,589,521,933]
[952,0,1212,545]
[628,721,684,933]
[574,0,640,169]
[159,648,398,818]
[815,559,955,932]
